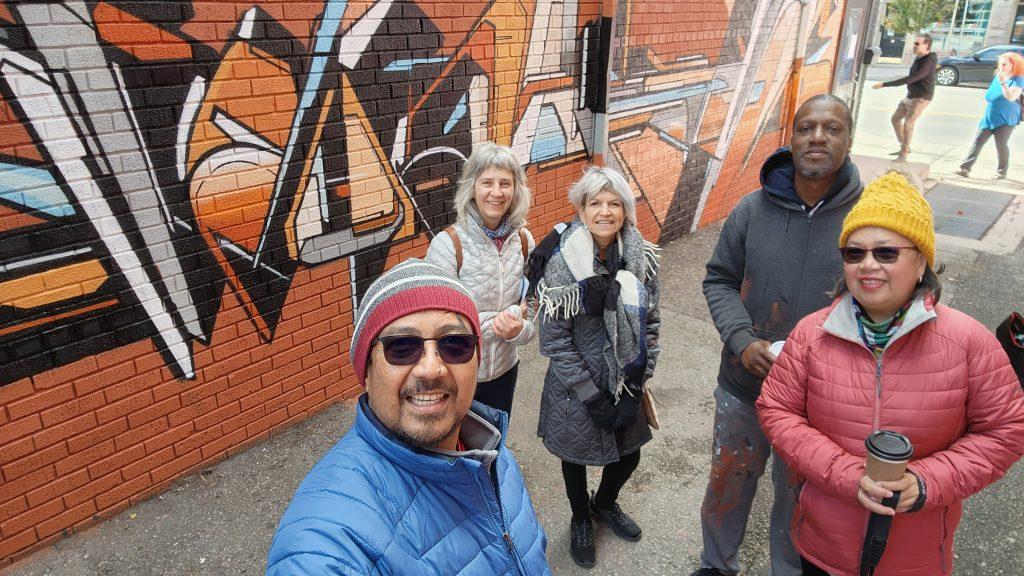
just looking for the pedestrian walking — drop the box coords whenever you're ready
[266,260,551,575]
[955,51,1024,180]
[532,166,661,569]
[757,171,1024,575]
[872,34,938,162]
[691,94,863,576]
[426,142,535,417]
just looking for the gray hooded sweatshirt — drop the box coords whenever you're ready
[703,148,863,405]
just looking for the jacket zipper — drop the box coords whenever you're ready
[477,464,528,575]
[872,356,884,431]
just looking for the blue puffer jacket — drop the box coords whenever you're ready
[266,396,550,575]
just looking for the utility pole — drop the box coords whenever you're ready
[944,0,961,51]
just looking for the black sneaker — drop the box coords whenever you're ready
[589,493,641,542]
[688,569,728,576]
[569,515,596,568]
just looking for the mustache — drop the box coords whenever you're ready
[402,378,457,398]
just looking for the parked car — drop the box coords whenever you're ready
[936,45,1024,86]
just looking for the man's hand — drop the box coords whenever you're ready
[872,82,883,89]
[493,309,524,340]
[740,340,775,379]
[857,473,919,515]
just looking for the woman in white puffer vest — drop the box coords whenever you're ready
[426,142,535,418]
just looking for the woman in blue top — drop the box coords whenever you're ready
[956,51,1024,179]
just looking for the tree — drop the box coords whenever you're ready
[885,0,954,36]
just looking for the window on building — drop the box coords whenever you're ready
[1012,4,1024,44]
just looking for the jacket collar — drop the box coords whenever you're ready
[821,293,937,349]
[353,394,508,485]
[759,147,862,214]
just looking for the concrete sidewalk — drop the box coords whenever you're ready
[5,201,1022,575]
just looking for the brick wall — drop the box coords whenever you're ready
[0,0,843,562]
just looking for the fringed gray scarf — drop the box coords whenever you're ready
[536,218,659,399]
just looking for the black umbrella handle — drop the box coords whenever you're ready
[859,491,902,576]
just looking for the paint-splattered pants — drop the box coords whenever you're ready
[698,386,800,576]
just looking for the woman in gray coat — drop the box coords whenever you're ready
[532,166,661,569]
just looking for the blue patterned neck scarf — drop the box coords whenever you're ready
[479,215,513,242]
[854,299,912,356]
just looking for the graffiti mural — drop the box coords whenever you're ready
[0,0,603,385]
[606,0,841,240]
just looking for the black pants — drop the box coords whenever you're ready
[561,449,641,520]
[474,363,518,417]
[801,556,831,575]
[960,124,1014,176]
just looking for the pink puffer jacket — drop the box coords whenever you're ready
[757,295,1024,576]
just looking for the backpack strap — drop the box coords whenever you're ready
[519,229,529,264]
[445,226,463,276]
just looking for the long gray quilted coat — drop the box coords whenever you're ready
[537,256,661,466]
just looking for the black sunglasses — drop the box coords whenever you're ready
[374,334,478,366]
[839,246,918,264]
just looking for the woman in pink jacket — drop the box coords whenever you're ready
[757,171,1024,575]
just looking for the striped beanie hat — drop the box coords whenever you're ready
[349,259,480,387]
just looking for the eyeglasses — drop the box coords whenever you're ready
[839,246,918,264]
[913,42,921,46]
[374,334,478,365]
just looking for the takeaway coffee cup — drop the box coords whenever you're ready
[768,340,786,358]
[864,430,913,482]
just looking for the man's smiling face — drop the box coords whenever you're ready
[365,309,479,451]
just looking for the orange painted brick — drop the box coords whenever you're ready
[270,342,313,371]
[225,357,272,389]
[222,404,265,435]
[30,356,98,390]
[216,377,262,408]
[67,418,128,454]
[301,344,340,372]
[95,472,151,512]
[0,497,27,524]
[40,391,105,427]
[63,470,121,509]
[199,427,246,461]
[0,438,35,468]
[0,379,34,406]
[193,402,241,432]
[2,442,67,481]
[179,377,228,407]
[26,468,88,508]
[240,382,283,412]
[0,527,37,563]
[199,351,250,382]
[0,465,56,504]
[172,427,222,458]
[55,438,116,478]
[150,449,202,485]
[127,395,181,430]
[103,373,154,404]
[120,445,174,481]
[167,396,217,428]
[87,444,145,480]
[0,415,41,446]
[115,418,170,452]
[245,406,288,438]
[264,386,303,416]
[287,388,326,419]
[6,384,74,421]
[95,390,154,425]
[277,365,319,394]
[0,496,62,539]
[36,500,97,539]
[75,361,134,397]
[33,413,97,450]
[142,420,196,455]
[262,359,304,388]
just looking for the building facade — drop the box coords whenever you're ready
[0,0,847,562]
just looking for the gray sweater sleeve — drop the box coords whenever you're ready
[702,201,759,357]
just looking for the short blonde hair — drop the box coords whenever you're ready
[567,166,637,227]
[453,142,530,229]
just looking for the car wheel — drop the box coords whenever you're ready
[936,66,959,86]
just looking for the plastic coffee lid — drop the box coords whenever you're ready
[769,340,785,357]
[865,430,913,461]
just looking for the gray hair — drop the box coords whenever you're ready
[567,166,637,227]
[453,142,530,228]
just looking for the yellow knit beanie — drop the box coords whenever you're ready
[839,171,935,267]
